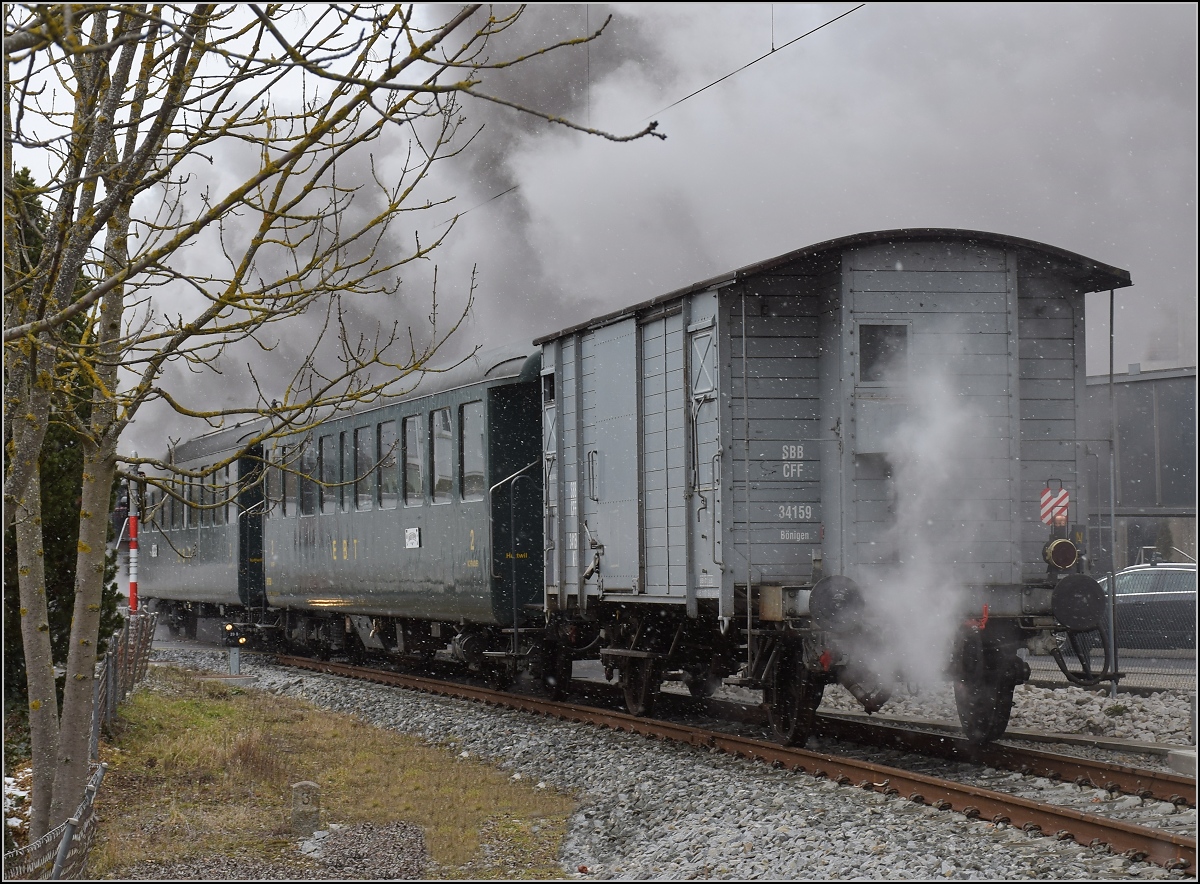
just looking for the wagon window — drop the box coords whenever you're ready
[431,407,453,504]
[188,477,199,527]
[216,465,227,525]
[267,449,282,517]
[319,435,337,515]
[403,415,424,506]
[340,432,352,512]
[859,324,908,383]
[207,469,219,526]
[355,427,374,511]
[300,440,318,516]
[169,482,180,529]
[460,401,485,501]
[282,445,297,518]
[378,421,398,510]
[199,468,210,526]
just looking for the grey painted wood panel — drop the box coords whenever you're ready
[1019,358,1075,380]
[852,292,1007,314]
[846,241,1007,273]
[1019,317,1073,339]
[730,399,821,422]
[1018,298,1073,319]
[918,333,1012,355]
[1021,398,1079,420]
[726,315,820,337]
[1020,419,1077,441]
[851,270,1009,293]
[732,356,823,379]
[1020,440,1080,461]
[1021,338,1074,360]
[1019,378,1075,400]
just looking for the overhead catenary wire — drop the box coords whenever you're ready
[638,3,866,122]
[437,4,866,226]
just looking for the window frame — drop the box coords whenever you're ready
[403,414,425,507]
[856,319,911,386]
[319,434,337,515]
[430,406,454,504]
[354,426,374,511]
[377,420,399,510]
[459,400,485,502]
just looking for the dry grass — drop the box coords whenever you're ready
[88,665,576,879]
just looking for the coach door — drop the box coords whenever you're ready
[237,445,266,609]
[579,318,641,594]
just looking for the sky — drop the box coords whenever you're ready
[119,1,1196,456]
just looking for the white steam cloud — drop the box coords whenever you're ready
[855,345,991,691]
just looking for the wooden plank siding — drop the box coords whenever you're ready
[724,284,827,585]
[842,241,1018,584]
[1017,273,1084,580]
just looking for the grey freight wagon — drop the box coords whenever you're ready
[537,228,1129,743]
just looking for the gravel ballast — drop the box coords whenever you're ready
[131,648,1192,880]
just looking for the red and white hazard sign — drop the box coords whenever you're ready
[1040,487,1069,525]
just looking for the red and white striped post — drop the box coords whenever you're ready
[128,481,139,613]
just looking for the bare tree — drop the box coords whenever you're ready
[3,2,662,836]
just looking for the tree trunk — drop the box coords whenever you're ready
[13,465,61,840]
[48,441,116,826]
[50,170,131,826]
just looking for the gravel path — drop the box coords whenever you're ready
[116,647,1195,881]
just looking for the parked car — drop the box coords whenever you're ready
[1098,563,1197,651]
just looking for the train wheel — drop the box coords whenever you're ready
[953,673,1015,743]
[953,631,1019,743]
[764,653,823,747]
[622,657,661,717]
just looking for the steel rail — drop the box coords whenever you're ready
[274,655,1195,871]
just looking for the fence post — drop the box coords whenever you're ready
[90,676,101,763]
[118,620,131,702]
[106,647,117,731]
[48,818,78,880]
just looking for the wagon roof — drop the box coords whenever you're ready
[168,342,536,464]
[532,227,1132,345]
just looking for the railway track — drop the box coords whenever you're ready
[274,654,1196,872]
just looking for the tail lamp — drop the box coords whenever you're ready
[1043,537,1078,570]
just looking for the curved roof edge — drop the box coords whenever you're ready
[167,342,535,465]
[534,228,1132,345]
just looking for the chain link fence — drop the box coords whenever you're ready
[4,611,158,880]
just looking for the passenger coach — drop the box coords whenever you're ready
[144,346,543,669]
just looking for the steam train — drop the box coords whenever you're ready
[140,228,1129,745]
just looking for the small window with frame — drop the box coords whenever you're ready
[403,415,424,506]
[281,445,296,518]
[460,401,484,501]
[378,420,398,509]
[299,440,318,516]
[858,323,908,384]
[355,427,374,511]
[340,432,353,512]
[431,407,453,504]
[319,435,337,515]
